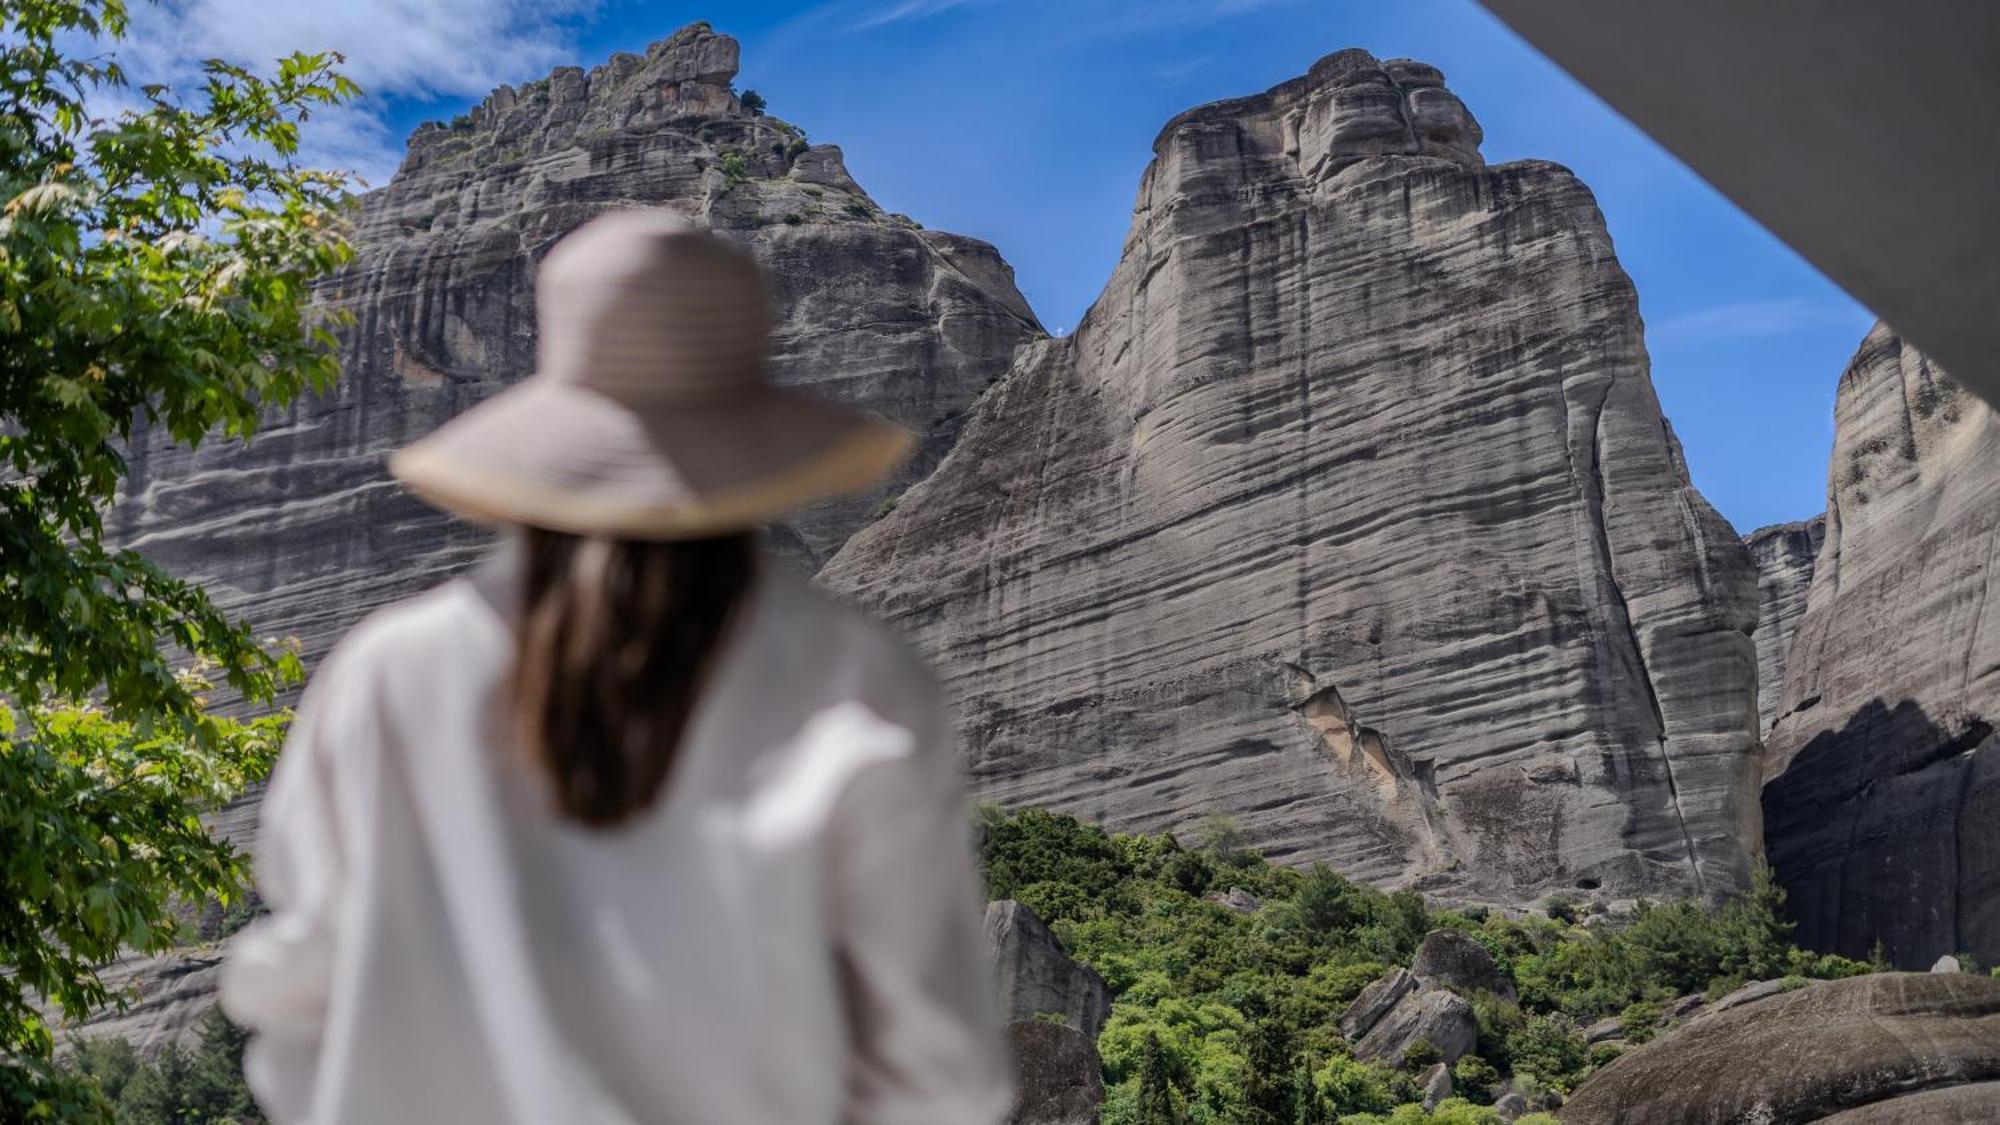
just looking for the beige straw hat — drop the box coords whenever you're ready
[389,210,914,539]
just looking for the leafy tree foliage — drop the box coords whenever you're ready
[67,1009,261,1123]
[0,0,355,1112]
[978,807,1874,1124]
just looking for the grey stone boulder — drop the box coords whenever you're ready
[1817,1083,2000,1123]
[1492,1092,1529,1121]
[1339,968,1419,1040]
[1562,973,2000,1124]
[1410,929,1516,1002]
[1582,1016,1625,1046]
[1207,887,1262,915]
[984,900,1112,1038]
[1932,954,1963,974]
[1003,1019,1105,1125]
[1352,988,1478,1067]
[1697,978,1790,1021]
[1419,1062,1453,1111]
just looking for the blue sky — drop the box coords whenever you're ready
[130,0,1874,533]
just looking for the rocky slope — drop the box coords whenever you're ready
[1746,517,1825,732]
[822,49,1762,905]
[1763,324,2000,967]
[1563,972,2000,1124]
[110,22,1041,671]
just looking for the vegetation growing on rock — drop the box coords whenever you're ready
[977,806,1874,1123]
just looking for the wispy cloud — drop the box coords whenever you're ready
[850,0,987,31]
[81,0,600,187]
[808,0,1293,38]
[1648,297,1867,348]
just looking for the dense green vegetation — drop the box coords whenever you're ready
[978,807,1876,1124]
[67,1012,260,1125]
[0,1,354,1115]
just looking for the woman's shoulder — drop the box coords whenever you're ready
[754,563,943,715]
[307,575,509,702]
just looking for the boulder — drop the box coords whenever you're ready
[1208,887,1263,915]
[1932,955,1963,974]
[1492,1092,1529,1121]
[1562,973,2000,1124]
[1352,988,1478,1067]
[1003,1019,1105,1125]
[1340,969,1419,1040]
[1410,929,1516,1002]
[1699,978,1789,1019]
[1816,1083,2000,1123]
[1419,1062,1453,1111]
[984,900,1112,1038]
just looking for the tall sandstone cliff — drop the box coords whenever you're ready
[82,24,1042,1054]
[822,50,1763,904]
[110,23,1041,671]
[1764,323,2000,967]
[1746,517,1824,733]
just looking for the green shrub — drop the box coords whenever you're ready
[1451,1056,1500,1103]
[1617,999,1662,1044]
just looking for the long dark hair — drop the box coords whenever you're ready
[514,527,757,826]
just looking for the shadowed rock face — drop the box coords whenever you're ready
[984,900,1112,1038]
[821,48,1761,904]
[1763,324,2000,968]
[1746,517,1824,732]
[1562,973,2000,1124]
[110,22,1042,671]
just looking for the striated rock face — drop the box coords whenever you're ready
[1562,973,2000,1124]
[1763,324,2000,968]
[1342,970,1478,1067]
[1746,517,1824,732]
[88,21,1039,1053]
[110,22,1041,671]
[1003,1019,1105,1125]
[984,900,1112,1038]
[822,48,1762,904]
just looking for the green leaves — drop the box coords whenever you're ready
[0,0,358,1110]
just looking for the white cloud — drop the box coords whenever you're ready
[85,0,600,188]
[1648,297,1865,347]
[849,0,986,31]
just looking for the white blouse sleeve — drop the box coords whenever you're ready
[218,659,358,1123]
[824,695,1015,1125]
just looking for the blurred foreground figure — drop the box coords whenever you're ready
[220,211,1012,1124]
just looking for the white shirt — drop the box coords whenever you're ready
[220,550,1013,1124]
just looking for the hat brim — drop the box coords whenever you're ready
[389,378,916,540]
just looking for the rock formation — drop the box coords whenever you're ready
[1562,973,2000,1124]
[822,48,1762,905]
[110,22,1041,672]
[83,21,1039,1052]
[1763,324,2000,967]
[1340,967,1478,1067]
[1746,517,1824,731]
[1410,928,1515,1003]
[984,900,1112,1037]
[1002,1020,1105,1125]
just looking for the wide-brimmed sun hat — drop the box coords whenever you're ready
[389,209,914,539]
